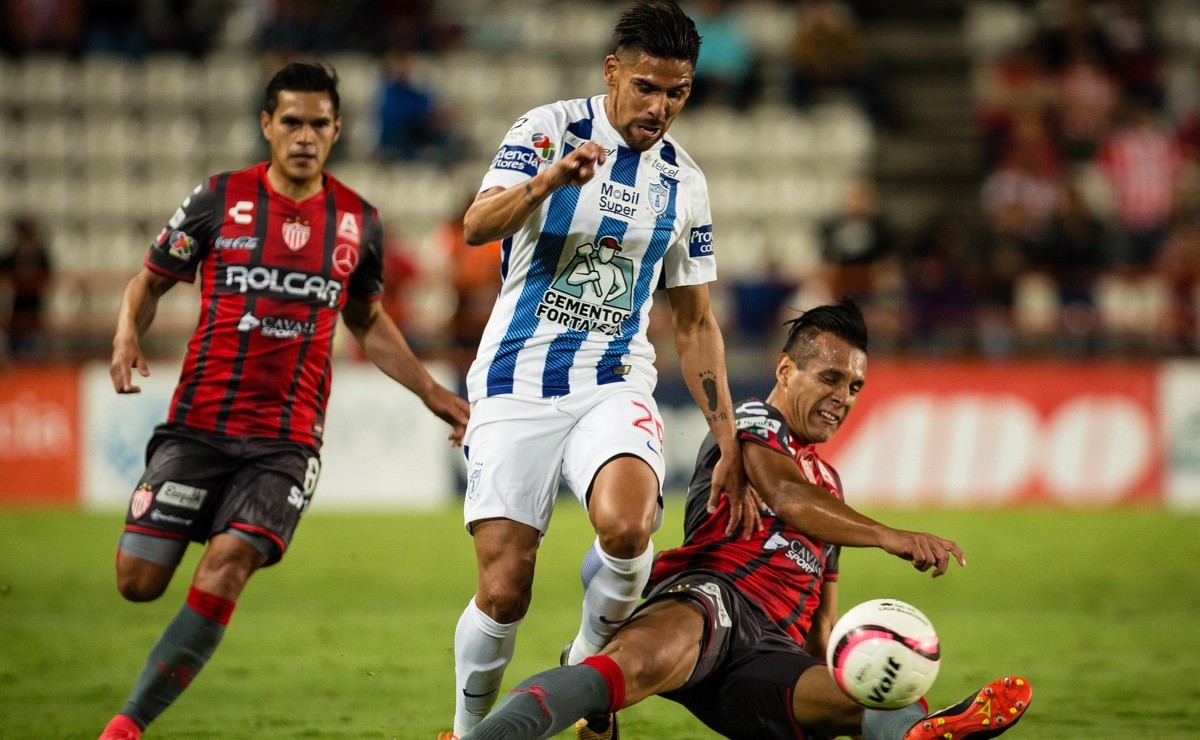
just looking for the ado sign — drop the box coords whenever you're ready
[821,362,1162,506]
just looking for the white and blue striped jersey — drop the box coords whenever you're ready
[466,95,717,402]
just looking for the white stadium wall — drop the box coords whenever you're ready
[78,360,457,511]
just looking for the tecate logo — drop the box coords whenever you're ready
[223,265,341,308]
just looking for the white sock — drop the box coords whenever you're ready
[453,597,521,736]
[566,538,653,666]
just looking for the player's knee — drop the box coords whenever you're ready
[596,520,653,560]
[476,582,532,624]
[116,568,169,602]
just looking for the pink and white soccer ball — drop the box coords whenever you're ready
[826,599,941,709]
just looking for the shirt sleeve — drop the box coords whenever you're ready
[145,180,217,282]
[825,545,841,579]
[734,399,794,456]
[348,207,385,300]
[661,169,717,288]
[479,105,561,193]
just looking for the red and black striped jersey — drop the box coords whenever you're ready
[649,398,843,646]
[145,162,384,449]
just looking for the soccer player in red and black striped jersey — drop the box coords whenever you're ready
[461,300,1032,740]
[98,62,469,740]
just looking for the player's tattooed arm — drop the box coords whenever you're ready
[668,284,762,538]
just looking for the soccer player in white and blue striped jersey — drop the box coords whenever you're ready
[447,3,761,737]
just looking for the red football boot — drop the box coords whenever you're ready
[904,676,1032,739]
[98,715,142,740]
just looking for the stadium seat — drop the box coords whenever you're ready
[13,55,72,110]
[142,114,205,168]
[201,52,260,115]
[133,54,202,114]
[82,113,142,167]
[962,1,1037,60]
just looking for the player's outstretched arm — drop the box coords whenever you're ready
[110,268,177,394]
[744,443,965,577]
[462,141,607,246]
[342,297,469,445]
[667,282,762,539]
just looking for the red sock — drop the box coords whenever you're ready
[186,587,236,626]
[581,655,626,714]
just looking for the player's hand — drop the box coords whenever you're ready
[547,141,606,189]
[110,334,149,394]
[709,443,762,540]
[879,529,965,577]
[423,384,470,446]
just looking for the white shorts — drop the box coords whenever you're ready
[462,385,666,534]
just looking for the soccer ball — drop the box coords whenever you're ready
[826,598,941,710]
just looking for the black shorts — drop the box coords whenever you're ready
[123,423,320,565]
[640,571,823,740]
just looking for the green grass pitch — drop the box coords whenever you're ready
[1,504,1198,738]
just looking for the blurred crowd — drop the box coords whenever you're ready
[959,0,1200,356]
[4,0,1200,369]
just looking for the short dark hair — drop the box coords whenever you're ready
[611,0,701,67]
[782,298,869,364]
[264,62,341,116]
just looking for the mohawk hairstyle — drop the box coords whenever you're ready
[782,298,869,364]
[611,0,701,67]
[264,62,341,116]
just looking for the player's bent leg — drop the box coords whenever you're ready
[115,532,187,602]
[573,597,706,740]
[470,518,541,622]
[191,532,269,600]
[568,456,659,666]
[599,598,705,705]
[104,534,264,737]
[790,663,868,737]
[465,600,703,740]
[903,676,1032,740]
[588,455,660,559]
[455,518,541,737]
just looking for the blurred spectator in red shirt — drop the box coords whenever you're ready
[1096,100,1185,266]
[975,40,1057,170]
[981,111,1062,249]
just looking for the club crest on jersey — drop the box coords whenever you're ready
[130,483,153,519]
[282,216,311,251]
[648,176,672,215]
[536,235,634,336]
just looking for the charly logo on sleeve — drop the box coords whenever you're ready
[536,235,635,336]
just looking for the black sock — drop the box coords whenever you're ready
[465,664,611,740]
[120,589,232,728]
